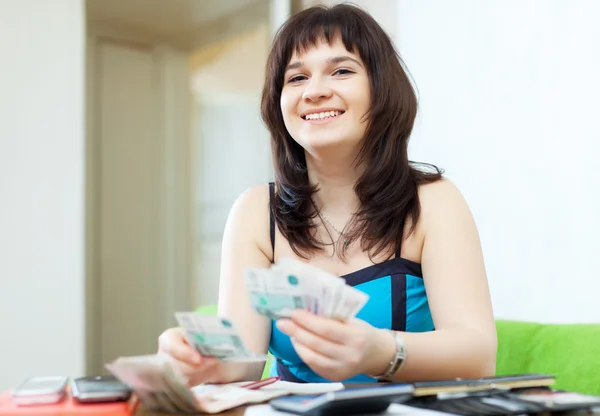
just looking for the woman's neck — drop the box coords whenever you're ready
[305,150,364,217]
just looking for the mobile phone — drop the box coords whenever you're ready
[71,374,132,403]
[269,384,414,416]
[11,376,69,406]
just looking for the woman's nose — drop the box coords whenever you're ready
[301,78,333,102]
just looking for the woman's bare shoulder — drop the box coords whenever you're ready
[417,177,477,237]
[225,184,273,261]
[419,177,468,212]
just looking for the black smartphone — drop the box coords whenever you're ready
[71,375,132,403]
[269,384,414,416]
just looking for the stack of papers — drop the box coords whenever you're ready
[192,380,344,396]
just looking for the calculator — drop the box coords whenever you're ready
[269,384,414,416]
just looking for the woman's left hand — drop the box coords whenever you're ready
[276,309,395,381]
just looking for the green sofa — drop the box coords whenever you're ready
[195,305,600,394]
[496,319,600,395]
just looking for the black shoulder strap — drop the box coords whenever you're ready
[396,218,404,258]
[269,182,275,261]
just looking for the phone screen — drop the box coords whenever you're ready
[71,375,131,403]
[76,376,129,393]
[18,377,68,394]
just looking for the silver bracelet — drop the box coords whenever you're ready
[373,330,407,380]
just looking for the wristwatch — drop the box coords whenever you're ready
[373,330,407,381]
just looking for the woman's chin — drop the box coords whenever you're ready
[299,135,360,153]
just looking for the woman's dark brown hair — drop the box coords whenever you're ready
[261,3,443,260]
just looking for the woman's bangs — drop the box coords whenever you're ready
[282,11,363,61]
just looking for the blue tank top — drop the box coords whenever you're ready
[267,183,434,383]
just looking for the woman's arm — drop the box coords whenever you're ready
[372,178,497,381]
[211,185,275,383]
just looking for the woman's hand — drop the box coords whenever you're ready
[157,327,224,386]
[276,310,396,381]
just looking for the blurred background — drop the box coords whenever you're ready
[0,0,598,391]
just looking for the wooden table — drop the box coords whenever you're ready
[136,406,246,415]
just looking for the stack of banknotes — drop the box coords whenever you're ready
[245,257,369,321]
[106,258,369,413]
[106,354,200,413]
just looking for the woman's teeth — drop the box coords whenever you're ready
[304,110,343,120]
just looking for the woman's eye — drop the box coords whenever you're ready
[288,74,307,83]
[333,68,354,76]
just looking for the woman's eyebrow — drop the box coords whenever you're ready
[285,55,363,72]
[328,56,363,67]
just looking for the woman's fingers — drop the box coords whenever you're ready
[174,357,221,387]
[158,327,201,365]
[277,319,348,359]
[291,338,348,382]
[158,327,225,386]
[288,310,350,344]
[277,311,382,381]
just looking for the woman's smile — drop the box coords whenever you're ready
[302,109,346,125]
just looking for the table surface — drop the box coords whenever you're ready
[137,406,246,416]
[134,389,600,416]
[133,381,600,416]
[136,404,600,416]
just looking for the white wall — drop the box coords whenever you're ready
[301,0,397,40]
[397,1,600,323]
[0,0,86,390]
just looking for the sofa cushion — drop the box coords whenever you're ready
[528,322,600,395]
[496,319,541,377]
[496,319,600,395]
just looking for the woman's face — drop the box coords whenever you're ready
[280,37,371,153]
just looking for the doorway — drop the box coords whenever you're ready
[85,0,280,375]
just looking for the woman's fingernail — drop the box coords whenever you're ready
[291,309,305,319]
[277,320,288,332]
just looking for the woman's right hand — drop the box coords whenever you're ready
[157,327,223,386]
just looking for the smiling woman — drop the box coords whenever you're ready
[158,3,497,386]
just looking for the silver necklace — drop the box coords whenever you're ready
[317,210,351,249]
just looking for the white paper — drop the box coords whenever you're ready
[257,380,344,394]
[193,380,344,396]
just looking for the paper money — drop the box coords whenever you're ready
[330,284,369,321]
[245,267,307,319]
[106,354,199,413]
[245,257,369,321]
[174,312,270,362]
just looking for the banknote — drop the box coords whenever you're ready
[174,312,270,362]
[273,258,343,316]
[245,257,369,321]
[245,266,308,319]
[329,284,369,321]
[106,354,199,413]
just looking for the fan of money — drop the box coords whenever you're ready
[244,257,369,321]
